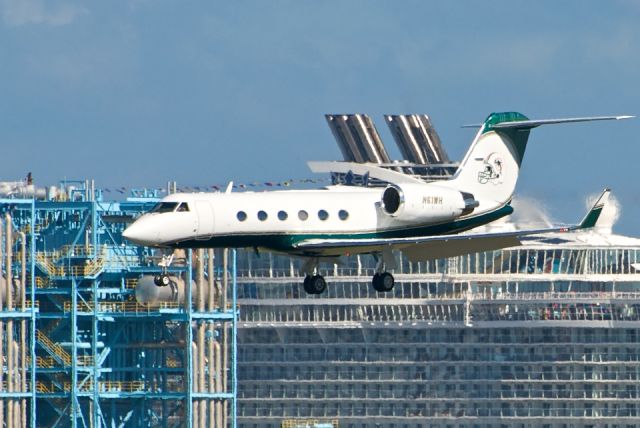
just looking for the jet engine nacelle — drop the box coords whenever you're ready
[381,183,478,223]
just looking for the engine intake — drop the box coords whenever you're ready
[382,186,403,215]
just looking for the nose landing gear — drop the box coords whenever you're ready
[154,254,175,287]
[154,273,171,287]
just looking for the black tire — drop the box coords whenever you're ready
[303,275,327,294]
[303,275,313,294]
[372,273,383,292]
[372,272,394,292]
[379,272,394,292]
[154,274,170,287]
[153,274,163,287]
[310,275,327,294]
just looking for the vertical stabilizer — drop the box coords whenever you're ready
[443,112,531,211]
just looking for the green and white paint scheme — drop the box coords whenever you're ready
[123,112,629,294]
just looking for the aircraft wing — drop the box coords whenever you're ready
[294,189,610,262]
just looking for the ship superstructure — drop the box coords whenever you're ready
[237,230,640,426]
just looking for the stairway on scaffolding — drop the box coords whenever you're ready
[36,330,93,366]
[34,245,106,278]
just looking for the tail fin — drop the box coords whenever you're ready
[578,188,610,229]
[445,113,632,213]
[444,112,532,210]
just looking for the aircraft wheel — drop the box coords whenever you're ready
[154,273,170,287]
[372,272,394,292]
[303,275,326,294]
[303,275,313,294]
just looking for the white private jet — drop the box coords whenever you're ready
[123,112,631,294]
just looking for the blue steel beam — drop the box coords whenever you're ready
[185,249,193,428]
[71,277,78,428]
[232,248,238,428]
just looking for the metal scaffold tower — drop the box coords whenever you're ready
[0,182,237,427]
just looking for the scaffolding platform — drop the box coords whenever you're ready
[0,183,237,427]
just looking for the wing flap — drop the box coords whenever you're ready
[307,161,426,185]
[401,235,521,262]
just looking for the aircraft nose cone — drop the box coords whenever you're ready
[123,222,152,246]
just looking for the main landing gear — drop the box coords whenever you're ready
[372,271,394,292]
[301,271,394,294]
[371,249,396,293]
[301,258,327,295]
[298,253,397,295]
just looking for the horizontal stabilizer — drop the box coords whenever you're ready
[493,115,634,130]
[462,115,634,129]
[307,161,426,185]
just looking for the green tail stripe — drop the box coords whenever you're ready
[580,207,603,229]
[482,112,531,166]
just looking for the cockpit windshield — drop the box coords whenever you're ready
[149,202,190,214]
[150,202,179,213]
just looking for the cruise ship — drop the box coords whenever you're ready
[236,225,640,427]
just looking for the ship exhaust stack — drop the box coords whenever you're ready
[385,114,450,164]
[325,114,391,164]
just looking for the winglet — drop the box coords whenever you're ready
[578,188,610,229]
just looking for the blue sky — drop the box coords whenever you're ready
[0,1,638,233]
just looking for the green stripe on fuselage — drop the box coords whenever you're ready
[172,204,514,254]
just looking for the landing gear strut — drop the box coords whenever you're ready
[303,274,327,295]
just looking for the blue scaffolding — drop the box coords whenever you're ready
[0,182,237,427]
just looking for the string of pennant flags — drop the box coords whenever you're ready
[101,177,331,194]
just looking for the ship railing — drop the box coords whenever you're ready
[471,291,640,301]
[281,420,338,428]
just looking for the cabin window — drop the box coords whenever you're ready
[278,211,288,221]
[176,203,190,212]
[338,209,349,220]
[318,210,329,221]
[257,210,268,221]
[237,211,247,222]
[150,202,178,213]
[298,210,308,221]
